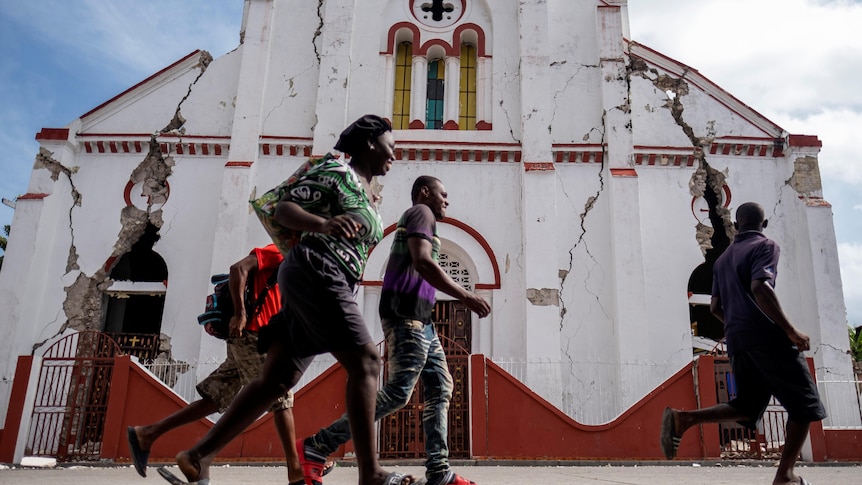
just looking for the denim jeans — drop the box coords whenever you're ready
[311,318,454,478]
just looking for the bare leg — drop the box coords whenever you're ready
[674,403,749,436]
[133,398,218,452]
[273,407,302,483]
[332,343,413,485]
[662,403,750,459]
[772,418,809,485]
[175,342,302,482]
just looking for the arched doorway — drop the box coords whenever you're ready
[102,223,167,359]
[378,251,473,459]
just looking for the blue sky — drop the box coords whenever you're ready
[1,0,859,325]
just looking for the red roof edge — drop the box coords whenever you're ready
[35,128,70,141]
[787,134,822,148]
[79,50,203,120]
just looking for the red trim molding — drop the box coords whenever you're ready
[382,21,490,58]
[226,161,253,167]
[788,134,822,148]
[382,22,422,55]
[524,162,555,172]
[35,128,70,141]
[81,51,204,120]
[610,168,638,177]
[364,217,501,290]
[18,193,49,200]
[453,23,489,58]
[800,196,831,208]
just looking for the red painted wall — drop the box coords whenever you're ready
[2,353,860,464]
[101,356,352,465]
[469,354,704,460]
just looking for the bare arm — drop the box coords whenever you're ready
[274,199,360,238]
[407,237,491,318]
[227,254,258,338]
[751,279,810,350]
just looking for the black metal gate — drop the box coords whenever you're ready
[379,301,472,459]
[26,330,121,461]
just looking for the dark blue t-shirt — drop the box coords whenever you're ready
[711,231,792,355]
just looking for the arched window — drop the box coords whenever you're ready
[459,43,477,130]
[426,59,445,130]
[439,252,472,291]
[393,42,413,130]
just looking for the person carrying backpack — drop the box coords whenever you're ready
[127,244,333,484]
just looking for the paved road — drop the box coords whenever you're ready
[0,461,859,485]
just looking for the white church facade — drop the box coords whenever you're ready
[0,0,855,434]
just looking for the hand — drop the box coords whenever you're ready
[320,215,361,238]
[463,293,491,318]
[229,315,247,338]
[204,322,218,337]
[788,328,811,351]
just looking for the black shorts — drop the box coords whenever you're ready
[267,238,373,366]
[728,345,827,430]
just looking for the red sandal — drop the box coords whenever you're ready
[296,438,328,485]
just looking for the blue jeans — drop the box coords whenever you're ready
[310,319,454,478]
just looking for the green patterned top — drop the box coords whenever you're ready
[287,154,383,279]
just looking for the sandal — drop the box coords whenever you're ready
[659,407,682,459]
[296,438,328,485]
[127,426,150,477]
[156,467,210,485]
[446,473,476,485]
[383,472,416,485]
[422,471,475,485]
[291,463,334,485]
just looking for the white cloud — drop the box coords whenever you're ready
[2,1,242,83]
[782,109,862,185]
[838,243,862,325]
[629,0,862,117]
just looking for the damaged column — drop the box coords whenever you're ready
[517,0,562,408]
[206,0,277,359]
[311,0,356,153]
[784,135,859,426]
[597,5,653,406]
[0,127,79,422]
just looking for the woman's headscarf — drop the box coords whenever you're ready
[334,114,392,156]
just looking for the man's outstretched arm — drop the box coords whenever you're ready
[407,237,490,318]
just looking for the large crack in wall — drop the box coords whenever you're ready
[33,148,82,274]
[313,0,325,64]
[630,57,733,261]
[33,52,212,358]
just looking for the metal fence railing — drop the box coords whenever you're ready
[490,358,678,426]
[816,379,862,429]
[139,355,339,404]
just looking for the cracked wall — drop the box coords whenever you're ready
[37,48,212,358]
[40,137,174,356]
[527,288,560,306]
[630,58,733,260]
[788,156,823,197]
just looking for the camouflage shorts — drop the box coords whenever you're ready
[196,332,294,413]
